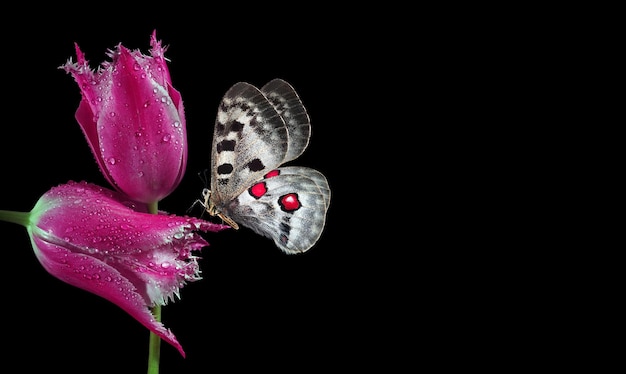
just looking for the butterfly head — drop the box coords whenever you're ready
[202,188,239,230]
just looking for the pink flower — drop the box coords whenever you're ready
[60,31,187,204]
[1,181,229,357]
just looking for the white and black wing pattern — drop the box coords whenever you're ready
[260,79,311,163]
[210,81,288,204]
[224,166,330,254]
[207,79,330,254]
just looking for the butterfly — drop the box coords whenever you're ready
[198,78,331,254]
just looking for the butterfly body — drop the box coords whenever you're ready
[205,79,330,254]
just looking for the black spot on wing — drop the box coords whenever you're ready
[279,222,291,245]
[231,120,244,133]
[216,140,236,153]
[247,158,265,172]
[217,163,233,175]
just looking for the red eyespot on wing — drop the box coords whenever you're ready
[264,169,280,178]
[279,193,301,212]
[249,182,268,199]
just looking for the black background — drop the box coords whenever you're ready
[0,9,424,373]
[0,6,587,373]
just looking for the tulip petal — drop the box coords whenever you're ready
[30,233,186,357]
[26,181,231,356]
[75,98,118,189]
[97,45,184,202]
[61,31,188,204]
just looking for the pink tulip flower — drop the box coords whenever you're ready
[0,181,230,357]
[61,31,187,204]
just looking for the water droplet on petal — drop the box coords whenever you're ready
[107,157,116,165]
[162,134,171,142]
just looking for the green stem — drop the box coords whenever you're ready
[0,210,30,227]
[147,305,162,374]
[146,201,161,374]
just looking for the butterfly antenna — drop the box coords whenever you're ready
[187,170,211,216]
[197,169,210,187]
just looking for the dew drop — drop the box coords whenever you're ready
[162,134,171,142]
[107,157,116,165]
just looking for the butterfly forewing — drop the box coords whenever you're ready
[211,82,289,205]
[261,79,311,162]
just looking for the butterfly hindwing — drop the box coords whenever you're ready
[223,167,330,254]
[277,166,331,210]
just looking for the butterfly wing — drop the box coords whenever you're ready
[261,79,311,163]
[210,79,311,210]
[278,166,331,210]
[210,82,288,206]
[223,166,330,254]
